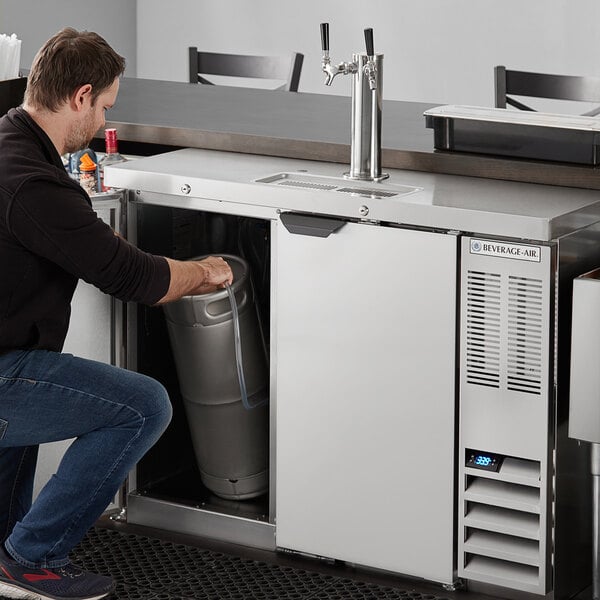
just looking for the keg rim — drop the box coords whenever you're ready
[185,253,249,300]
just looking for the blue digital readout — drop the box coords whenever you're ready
[474,455,493,467]
[466,450,504,472]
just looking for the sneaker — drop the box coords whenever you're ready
[0,545,114,599]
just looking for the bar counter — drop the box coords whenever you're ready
[102,77,600,191]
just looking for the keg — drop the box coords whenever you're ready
[163,254,268,500]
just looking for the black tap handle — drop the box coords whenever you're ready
[364,28,374,56]
[320,23,329,52]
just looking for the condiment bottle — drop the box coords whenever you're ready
[79,153,98,195]
[70,148,98,179]
[99,128,126,191]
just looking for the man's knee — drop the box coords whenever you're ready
[129,374,172,433]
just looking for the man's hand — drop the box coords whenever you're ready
[156,256,234,304]
[193,256,234,294]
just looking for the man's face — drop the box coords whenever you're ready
[64,78,119,154]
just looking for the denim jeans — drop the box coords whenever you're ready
[0,349,172,568]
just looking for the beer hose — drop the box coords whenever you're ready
[225,282,266,410]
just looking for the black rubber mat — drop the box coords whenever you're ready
[68,527,453,600]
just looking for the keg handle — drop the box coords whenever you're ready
[201,288,248,323]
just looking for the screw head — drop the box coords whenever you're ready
[181,184,191,195]
[359,205,369,216]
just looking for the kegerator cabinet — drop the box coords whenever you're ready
[124,198,458,586]
[105,148,600,599]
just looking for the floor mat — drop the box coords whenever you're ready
[68,527,453,600]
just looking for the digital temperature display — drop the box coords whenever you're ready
[474,455,493,467]
[466,450,503,472]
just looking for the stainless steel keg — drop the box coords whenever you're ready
[163,254,268,500]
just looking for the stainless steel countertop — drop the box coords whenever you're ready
[103,78,600,191]
[105,148,600,242]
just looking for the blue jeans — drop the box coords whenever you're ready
[0,349,172,568]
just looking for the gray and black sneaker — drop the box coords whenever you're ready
[0,545,114,599]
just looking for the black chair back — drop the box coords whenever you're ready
[189,48,303,92]
[495,66,600,116]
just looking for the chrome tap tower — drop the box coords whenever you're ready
[320,23,388,182]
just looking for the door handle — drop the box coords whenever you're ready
[280,212,346,238]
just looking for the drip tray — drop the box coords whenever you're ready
[255,172,422,200]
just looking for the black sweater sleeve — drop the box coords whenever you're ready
[8,176,170,305]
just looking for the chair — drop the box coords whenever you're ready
[494,65,600,116]
[188,48,304,92]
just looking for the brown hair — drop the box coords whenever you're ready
[25,27,126,112]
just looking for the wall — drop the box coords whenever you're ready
[0,0,137,76]
[2,1,599,121]
[136,0,600,107]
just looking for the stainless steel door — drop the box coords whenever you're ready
[274,215,458,584]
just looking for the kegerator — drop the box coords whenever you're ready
[104,148,600,599]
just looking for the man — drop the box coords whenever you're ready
[0,28,233,600]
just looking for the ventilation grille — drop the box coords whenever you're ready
[464,270,545,396]
[466,271,501,388]
[507,276,543,395]
[461,458,544,594]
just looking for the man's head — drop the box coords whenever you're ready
[25,27,125,112]
[24,28,125,154]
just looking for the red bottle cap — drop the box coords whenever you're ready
[104,128,118,153]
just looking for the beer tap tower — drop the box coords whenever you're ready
[320,23,388,182]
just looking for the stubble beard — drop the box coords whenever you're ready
[64,119,95,155]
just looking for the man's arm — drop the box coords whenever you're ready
[155,256,234,305]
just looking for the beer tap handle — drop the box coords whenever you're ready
[363,28,377,90]
[320,22,335,85]
[320,22,330,58]
[364,27,374,57]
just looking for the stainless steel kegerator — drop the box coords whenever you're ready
[105,149,600,599]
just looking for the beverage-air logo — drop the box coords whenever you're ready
[470,239,541,262]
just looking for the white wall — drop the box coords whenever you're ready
[0,0,137,76]
[3,1,599,106]
[136,0,600,107]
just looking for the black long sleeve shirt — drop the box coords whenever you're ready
[0,107,170,353]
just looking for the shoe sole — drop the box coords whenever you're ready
[0,579,111,600]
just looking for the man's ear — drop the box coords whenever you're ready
[69,84,93,112]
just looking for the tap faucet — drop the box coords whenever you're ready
[320,23,357,86]
[363,28,378,91]
[320,23,388,182]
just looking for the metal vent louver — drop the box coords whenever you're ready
[461,457,544,594]
[507,276,543,395]
[466,270,501,388]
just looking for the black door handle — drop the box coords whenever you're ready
[280,212,346,238]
